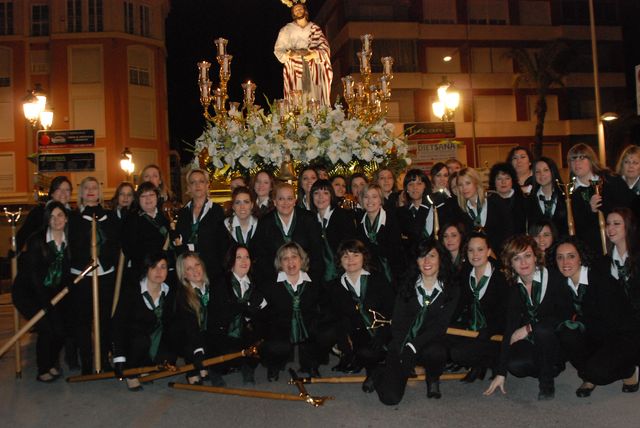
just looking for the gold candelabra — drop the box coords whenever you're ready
[197,38,257,126]
[342,34,394,125]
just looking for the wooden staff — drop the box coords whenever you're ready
[66,364,164,383]
[294,372,467,384]
[0,263,98,359]
[3,208,22,378]
[140,344,260,383]
[592,179,607,255]
[557,179,576,236]
[169,382,334,407]
[111,251,126,317]
[91,215,102,373]
[446,327,503,342]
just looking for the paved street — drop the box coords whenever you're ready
[1,296,639,428]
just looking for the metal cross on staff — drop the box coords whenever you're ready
[367,309,391,330]
[3,207,23,378]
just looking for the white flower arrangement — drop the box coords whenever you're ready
[192,104,411,177]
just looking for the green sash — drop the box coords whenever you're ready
[468,198,483,227]
[320,217,338,281]
[188,202,206,245]
[344,275,373,337]
[517,271,543,341]
[559,283,586,332]
[365,213,392,283]
[282,280,309,343]
[275,212,296,243]
[228,277,252,338]
[142,291,165,361]
[142,212,168,239]
[402,286,440,348]
[469,274,489,331]
[43,241,65,288]
[234,224,253,245]
[194,286,209,331]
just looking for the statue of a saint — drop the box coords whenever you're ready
[274,1,333,106]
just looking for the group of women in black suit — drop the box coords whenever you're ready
[10,143,640,405]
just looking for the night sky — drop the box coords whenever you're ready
[165,0,323,163]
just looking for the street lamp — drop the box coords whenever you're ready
[120,147,135,180]
[22,84,54,191]
[432,76,460,122]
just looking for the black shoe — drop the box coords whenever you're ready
[267,367,280,382]
[538,384,555,400]
[331,355,353,372]
[307,367,321,378]
[209,372,226,387]
[461,366,487,383]
[426,380,441,399]
[362,375,375,393]
[622,382,639,393]
[241,365,256,385]
[36,373,56,383]
[576,383,595,398]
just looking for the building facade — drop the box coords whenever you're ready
[315,0,626,169]
[0,0,170,203]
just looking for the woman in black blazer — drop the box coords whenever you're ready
[375,238,460,404]
[525,157,568,237]
[111,251,176,391]
[260,242,331,381]
[355,184,404,287]
[449,232,508,383]
[456,167,514,252]
[615,145,640,220]
[489,162,527,234]
[603,207,640,392]
[310,179,356,284]
[250,183,324,287]
[327,239,395,392]
[174,168,226,280]
[122,182,174,283]
[13,202,70,382]
[484,235,572,400]
[172,251,217,386]
[296,166,318,211]
[568,143,634,255]
[250,170,276,219]
[554,236,638,397]
[17,176,72,254]
[208,244,266,385]
[68,176,119,375]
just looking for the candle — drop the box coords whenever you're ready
[242,80,256,106]
[342,75,354,97]
[361,34,373,54]
[381,56,394,76]
[214,88,224,111]
[222,55,231,75]
[356,82,365,97]
[358,51,370,74]
[380,76,390,98]
[215,38,228,56]
[197,61,210,81]
[199,80,212,100]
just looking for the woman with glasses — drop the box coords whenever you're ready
[567,143,634,255]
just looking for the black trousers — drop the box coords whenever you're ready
[261,327,335,371]
[122,334,174,371]
[35,311,65,375]
[507,325,561,386]
[374,340,447,406]
[71,272,115,372]
[557,327,636,385]
[449,335,500,369]
[178,330,260,376]
[335,323,387,372]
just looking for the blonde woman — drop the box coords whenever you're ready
[456,167,513,251]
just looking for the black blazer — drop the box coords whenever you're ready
[68,205,119,272]
[250,208,325,287]
[452,261,509,339]
[355,209,405,284]
[503,193,527,234]
[122,209,172,276]
[327,273,395,343]
[170,283,215,356]
[396,198,461,256]
[524,189,569,237]
[209,273,266,340]
[388,280,460,354]
[111,281,176,362]
[261,279,324,342]
[16,204,46,254]
[562,267,634,344]
[571,174,634,253]
[460,193,514,252]
[174,200,226,279]
[317,207,357,254]
[12,230,71,319]
[496,268,572,376]
[597,255,640,333]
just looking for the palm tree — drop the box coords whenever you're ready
[506,39,574,158]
